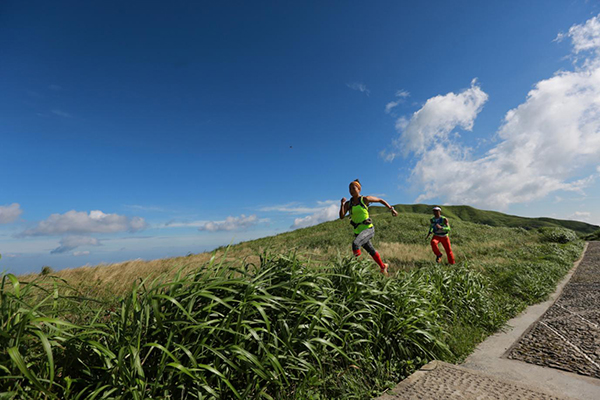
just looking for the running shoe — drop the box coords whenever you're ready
[380,264,389,277]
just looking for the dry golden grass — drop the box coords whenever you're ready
[14,228,529,298]
[16,240,496,297]
[19,246,272,297]
[378,242,432,262]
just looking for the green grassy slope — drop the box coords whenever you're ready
[229,204,596,262]
[379,204,599,234]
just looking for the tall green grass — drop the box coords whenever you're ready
[1,226,585,399]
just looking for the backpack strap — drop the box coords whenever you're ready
[358,196,367,209]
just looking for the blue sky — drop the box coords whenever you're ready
[2,1,600,274]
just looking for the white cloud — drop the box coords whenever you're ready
[385,101,401,114]
[346,82,370,95]
[162,220,208,228]
[0,203,22,224]
[570,211,591,218]
[379,149,397,162]
[385,90,411,114]
[263,200,341,230]
[198,214,258,232]
[259,203,326,214]
[73,251,90,256]
[399,79,488,155]
[412,66,600,209]
[567,211,597,225]
[51,235,100,254]
[557,14,600,55]
[387,14,600,210]
[51,109,72,118]
[316,200,337,206]
[22,210,147,236]
[291,204,339,230]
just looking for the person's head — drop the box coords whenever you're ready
[349,179,361,197]
[433,206,441,217]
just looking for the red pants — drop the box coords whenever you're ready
[431,235,455,264]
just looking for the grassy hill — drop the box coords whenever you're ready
[380,204,599,234]
[28,204,596,298]
[2,204,592,399]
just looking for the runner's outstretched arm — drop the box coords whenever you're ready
[364,196,398,217]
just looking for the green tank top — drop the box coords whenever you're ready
[350,196,373,234]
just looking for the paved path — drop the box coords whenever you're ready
[507,242,600,378]
[377,242,600,400]
[377,361,566,400]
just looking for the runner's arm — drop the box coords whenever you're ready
[442,217,451,233]
[364,196,398,216]
[339,198,349,219]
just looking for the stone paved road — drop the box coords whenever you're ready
[507,241,600,378]
[377,242,600,399]
[377,361,569,400]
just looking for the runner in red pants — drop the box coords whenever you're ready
[426,206,455,264]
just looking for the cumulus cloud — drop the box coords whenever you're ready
[0,203,22,224]
[556,13,600,55]
[198,214,258,232]
[412,68,600,209]
[51,235,100,254]
[381,81,487,161]
[402,79,488,155]
[386,14,600,210]
[347,82,370,95]
[21,210,147,236]
[291,204,339,230]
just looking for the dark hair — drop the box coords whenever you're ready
[349,179,361,192]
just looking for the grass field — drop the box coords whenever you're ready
[26,204,595,296]
[0,205,590,398]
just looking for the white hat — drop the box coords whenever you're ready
[433,206,441,211]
